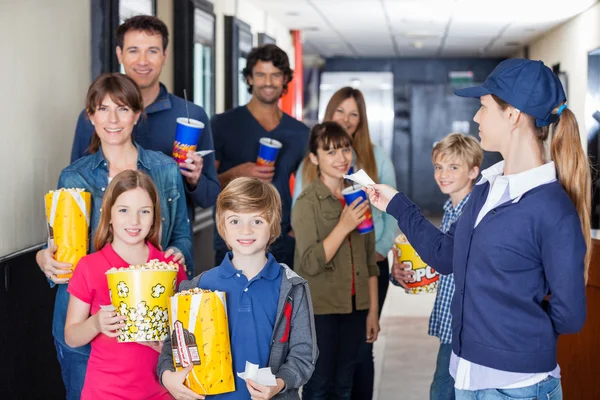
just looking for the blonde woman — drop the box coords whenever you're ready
[365,59,589,399]
[293,87,397,399]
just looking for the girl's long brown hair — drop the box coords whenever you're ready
[493,94,592,281]
[301,87,378,187]
[94,170,162,251]
[85,73,144,154]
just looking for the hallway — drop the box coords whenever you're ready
[374,271,439,399]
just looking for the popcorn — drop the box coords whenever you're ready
[174,288,213,296]
[106,260,178,342]
[169,289,235,394]
[394,233,439,295]
[44,188,91,278]
[106,259,179,273]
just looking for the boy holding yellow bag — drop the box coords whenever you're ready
[158,178,318,399]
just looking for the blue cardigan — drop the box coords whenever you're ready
[387,179,586,373]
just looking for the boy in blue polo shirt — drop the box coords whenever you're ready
[159,177,317,400]
[391,133,482,400]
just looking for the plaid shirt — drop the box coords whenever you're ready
[428,194,470,344]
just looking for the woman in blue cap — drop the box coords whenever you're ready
[364,58,590,399]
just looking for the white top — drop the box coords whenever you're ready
[451,160,561,391]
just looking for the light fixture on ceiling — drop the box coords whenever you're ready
[400,31,442,39]
[302,27,320,32]
[413,41,424,49]
[285,11,300,17]
[351,79,361,88]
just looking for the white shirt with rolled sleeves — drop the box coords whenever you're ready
[451,160,561,390]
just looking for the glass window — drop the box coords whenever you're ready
[193,8,215,116]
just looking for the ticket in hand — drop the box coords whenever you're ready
[343,169,376,188]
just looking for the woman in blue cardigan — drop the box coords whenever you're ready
[365,59,590,399]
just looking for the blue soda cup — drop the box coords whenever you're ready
[172,118,204,164]
[341,186,374,234]
[256,138,282,167]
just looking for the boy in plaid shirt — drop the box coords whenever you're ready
[391,133,483,400]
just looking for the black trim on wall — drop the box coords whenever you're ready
[0,248,64,398]
[173,0,216,114]
[224,16,253,111]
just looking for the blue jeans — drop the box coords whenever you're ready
[455,377,562,399]
[430,343,455,400]
[54,339,88,400]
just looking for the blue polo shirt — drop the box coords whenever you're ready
[211,106,309,263]
[198,252,282,399]
[70,84,221,273]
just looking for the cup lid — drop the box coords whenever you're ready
[259,137,283,148]
[341,186,363,195]
[176,117,205,129]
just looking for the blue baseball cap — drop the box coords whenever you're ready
[454,59,566,127]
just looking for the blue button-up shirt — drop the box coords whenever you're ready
[428,194,470,344]
[52,144,192,355]
[198,253,282,399]
[70,83,220,256]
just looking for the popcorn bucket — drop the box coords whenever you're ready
[395,234,439,294]
[106,261,179,342]
[44,188,91,279]
[168,288,235,395]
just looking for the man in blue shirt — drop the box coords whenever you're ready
[70,16,220,277]
[211,44,309,268]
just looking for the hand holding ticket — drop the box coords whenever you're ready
[343,169,376,188]
[237,361,277,386]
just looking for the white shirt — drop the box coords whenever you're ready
[451,160,561,390]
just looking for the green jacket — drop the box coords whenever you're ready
[292,178,378,315]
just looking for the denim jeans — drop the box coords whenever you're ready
[303,301,368,400]
[54,339,88,400]
[454,377,562,400]
[351,259,390,400]
[430,343,455,400]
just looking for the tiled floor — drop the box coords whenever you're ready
[373,254,441,400]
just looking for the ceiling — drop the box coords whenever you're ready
[251,0,599,58]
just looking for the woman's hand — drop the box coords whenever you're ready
[246,378,285,400]
[366,309,380,344]
[37,244,72,284]
[162,367,205,400]
[93,309,126,338]
[364,184,399,212]
[338,198,370,235]
[165,248,187,272]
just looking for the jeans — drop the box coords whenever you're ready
[54,339,89,400]
[430,343,455,400]
[351,259,390,400]
[454,377,562,400]
[303,301,368,400]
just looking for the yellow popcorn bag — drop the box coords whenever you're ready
[395,234,439,294]
[106,260,179,343]
[44,188,91,279]
[168,288,235,395]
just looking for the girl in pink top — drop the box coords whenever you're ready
[65,170,187,399]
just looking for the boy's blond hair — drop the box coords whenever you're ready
[216,177,282,249]
[432,132,483,170]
